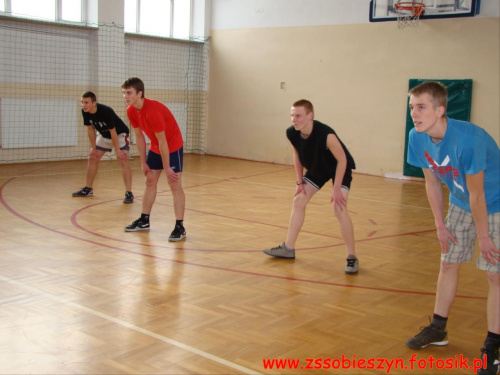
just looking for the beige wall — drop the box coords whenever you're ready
[207,17,500,176]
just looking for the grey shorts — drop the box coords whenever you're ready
[443,203,500,273]
[96,133,130,152]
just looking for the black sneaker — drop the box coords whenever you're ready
[124,218,150,232]
[123,191,134,204]
[406,323,448,349]
[169,225,186,242]
[72,187,93,197]
[477,340,500,375]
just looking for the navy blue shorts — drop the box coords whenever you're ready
[146,147,183,172]
[303,168,353,190]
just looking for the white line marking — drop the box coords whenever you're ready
[0,275,262,375]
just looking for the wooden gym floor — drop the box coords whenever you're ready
[0,154,490,374]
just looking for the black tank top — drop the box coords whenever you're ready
[286,120,355,180]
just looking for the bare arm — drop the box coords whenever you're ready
[292,148,305,196]
[326,133,347,209]
[133,127,149,176]
[423,168,457,253]
[87,126,97,156]
[109,127,125,160]
[466,171,500,265]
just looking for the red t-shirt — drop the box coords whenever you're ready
[127,98,183,154]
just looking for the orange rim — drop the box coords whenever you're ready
[394,2,425,16]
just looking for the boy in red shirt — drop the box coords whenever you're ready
[121,77,186,241]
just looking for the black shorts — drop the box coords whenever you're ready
[146,147,183,172]
[303,168,352,190]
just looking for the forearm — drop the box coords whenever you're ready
[293,151,304,183]
[294,163,303,182]
[87,128,96,148]
[425,178,446,228]
[469,192,490,239]
[159,143,170,170]
[134,131,147,163]
[333,159,346,190]
[111,135,120,154]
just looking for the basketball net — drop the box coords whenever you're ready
[394,2,425,29]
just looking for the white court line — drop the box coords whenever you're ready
[0,275,262,375]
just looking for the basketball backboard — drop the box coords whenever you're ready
[369,0,481,22]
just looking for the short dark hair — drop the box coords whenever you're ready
[292,99,314,114]
[409,81,448,114]
[81,91,97,102]
[121,77,145,98]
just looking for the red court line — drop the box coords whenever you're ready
[70,199,437,251]
[0,171,485,300]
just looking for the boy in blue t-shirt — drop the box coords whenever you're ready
[405,81,499,375]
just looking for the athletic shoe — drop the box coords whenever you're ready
[406,323,448,349]
[169,225,186,241]
[124,218,150,232]
[477,339,500,375]
[123,191,134,204]
[263,242,295,259]
[72,186,93,197]
[345,255,359,274]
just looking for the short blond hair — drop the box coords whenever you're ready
[409,81,448,115]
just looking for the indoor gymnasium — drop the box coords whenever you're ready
[0,1,499,374]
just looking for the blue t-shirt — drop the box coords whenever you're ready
[407,117,500,214]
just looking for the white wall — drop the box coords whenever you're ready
[211,0,499,29]
[207,0,500,176]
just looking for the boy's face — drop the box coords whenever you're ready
[291,106,313,131]
[409,93,445,134]
[122,87,142,107]
[81,97,96,113]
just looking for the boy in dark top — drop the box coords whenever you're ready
[263,99,359,274]
[73,91,134,203]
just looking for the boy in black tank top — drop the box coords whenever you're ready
[72,91,134,203]
[263,99,359,274]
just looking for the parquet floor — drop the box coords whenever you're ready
[0,154,490,374]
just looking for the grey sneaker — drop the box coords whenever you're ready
[345,255,359,274]
[123,191,134,203]
[477,338,500,375]
[263,243,295,259]
[72,186,93,197]
[406,323,448,349]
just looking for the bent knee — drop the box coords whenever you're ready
[486,271,500,284]
[292,194,309,209]
[440,260,461,271]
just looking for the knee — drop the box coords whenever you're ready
[88,154,100,164]
[168,180,184,194]
[292,194,308,210]
[486,271,500,286]
[118,158,129,168]
[144,174,158,188]
[440,261,460,273]
[334,204,349,220]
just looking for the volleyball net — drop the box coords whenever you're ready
[0,17,209,163]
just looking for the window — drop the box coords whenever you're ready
[1,0,87,23]
[11,0,56,20]
[124,0,192,40]
[61,0,82,23]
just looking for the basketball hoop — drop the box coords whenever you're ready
[394,2,425,29]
